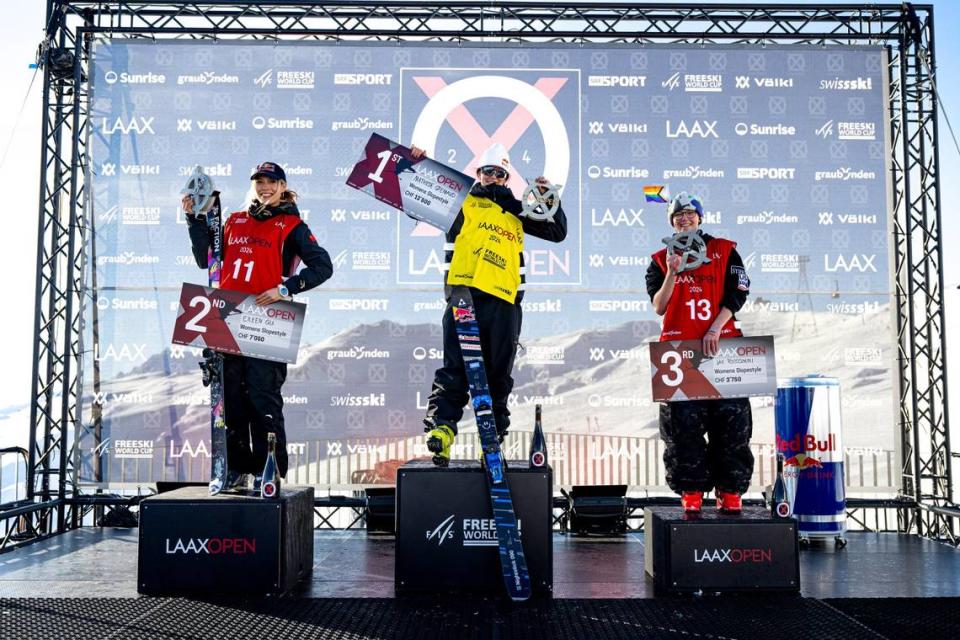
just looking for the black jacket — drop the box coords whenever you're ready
[187,199,333,295]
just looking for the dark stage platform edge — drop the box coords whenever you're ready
[0,530,958,639]
[1,596,958,640]
[1,529,959,599]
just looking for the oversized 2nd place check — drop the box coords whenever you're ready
[345,133,472,233]
[649,336,778,402]
[171,283,307,364]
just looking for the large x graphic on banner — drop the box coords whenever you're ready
[410,76,568,236]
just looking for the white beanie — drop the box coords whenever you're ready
[475,142,511,177]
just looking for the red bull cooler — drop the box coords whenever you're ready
[775,376,846,542]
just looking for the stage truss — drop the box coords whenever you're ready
[5,1,953,551]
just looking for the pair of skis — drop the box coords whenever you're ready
[450,286,531,601]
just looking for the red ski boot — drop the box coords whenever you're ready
[716,491,742,513]
[681,491,703,513]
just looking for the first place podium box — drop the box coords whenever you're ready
[645,506,800,595]
[138,485,314,595]
[396,460,553,596]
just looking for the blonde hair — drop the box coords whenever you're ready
[247,178,298,208]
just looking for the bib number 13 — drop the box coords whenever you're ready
[685,299,711,320]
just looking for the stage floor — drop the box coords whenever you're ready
[1,529,959,599]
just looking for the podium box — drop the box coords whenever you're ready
[138,485,314,595]
[644,506,800,594]
[396,460,552,595]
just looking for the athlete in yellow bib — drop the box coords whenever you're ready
[410,142,567,465]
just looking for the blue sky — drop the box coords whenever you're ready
[0,2,956,434]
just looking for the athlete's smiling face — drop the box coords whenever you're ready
[254,176,282,204]
[671,209,701,233]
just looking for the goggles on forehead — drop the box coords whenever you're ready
[479,166,508,179]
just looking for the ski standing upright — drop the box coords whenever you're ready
[181,166,228,495]
[450,285,531,601]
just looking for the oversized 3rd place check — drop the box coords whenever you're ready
[649,336,778,402]
[171,283,306,364]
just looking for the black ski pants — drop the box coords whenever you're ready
[659,398,754,494]
[424,288,522,437]
[223,354,289,477]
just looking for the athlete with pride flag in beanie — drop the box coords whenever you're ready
[645,191,755,513]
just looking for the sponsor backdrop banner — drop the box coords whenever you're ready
[84,42,896,491]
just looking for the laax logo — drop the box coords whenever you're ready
[165,537,256,555]
[694,548,773,563]
[100,117,155,135]
[666,120,717,138]
[590,208,643,226]
[170,439,210,459]
[94,343,147,362]
[824,253,877,272]
[425,515,456,546]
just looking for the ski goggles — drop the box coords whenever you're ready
[479,166,508,179]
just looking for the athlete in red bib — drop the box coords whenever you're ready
[646,192,753,514]
[183,161,333,490]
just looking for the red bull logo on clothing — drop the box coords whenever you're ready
[452,305,475,323]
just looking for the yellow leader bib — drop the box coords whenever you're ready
[447,194,524,303]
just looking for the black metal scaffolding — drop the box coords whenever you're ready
[5,1,953,551]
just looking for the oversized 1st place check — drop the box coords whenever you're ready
[171,283,306,364]
[345,132,472,233]
[649,336,777,402]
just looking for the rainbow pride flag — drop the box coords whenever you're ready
[643,185,668,203]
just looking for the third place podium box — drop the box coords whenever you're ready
[138,485,314,595]
[396,460,552,596]
[645,506,800,595]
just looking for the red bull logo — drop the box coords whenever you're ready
[452,305,475,323]
[782,453,824,469]
[776,433,837,454]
